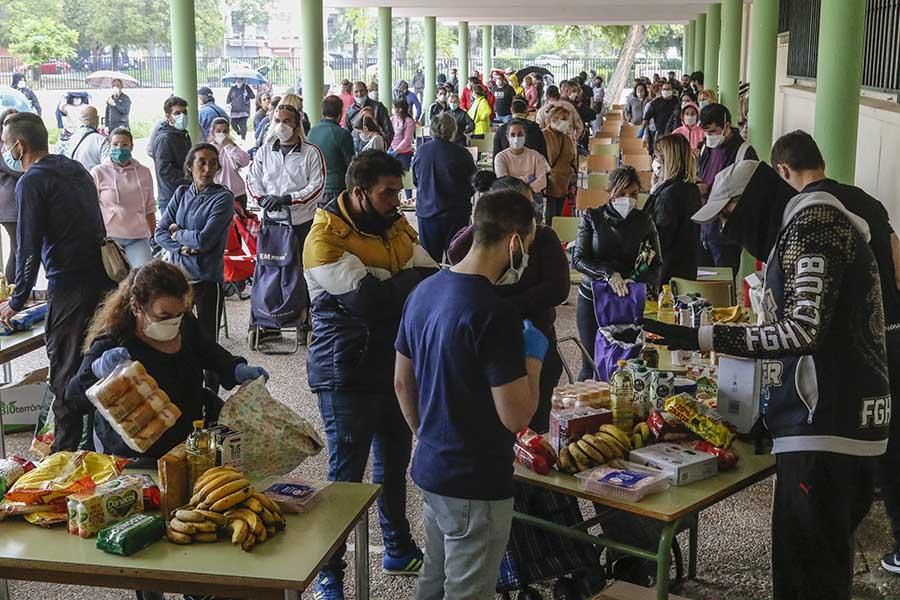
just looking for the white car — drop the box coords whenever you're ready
[534,54,566,68]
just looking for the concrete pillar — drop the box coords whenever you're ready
[704,3,721,93]
[813,0,866,184]
[458,21,470,86]
[169,0,200,142]
[684,21,694,74]
[748,0,778,162]
[482,25,493,77]
[301,0,324,126]
[378,7,392,100]
[424,16,437,111]
[719,0,742,114]
[694,13,706,75]
[740,1,751,83]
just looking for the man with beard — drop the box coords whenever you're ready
[644,160,890,600]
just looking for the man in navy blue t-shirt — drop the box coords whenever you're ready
[395,189,549,600]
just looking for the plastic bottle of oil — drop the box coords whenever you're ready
[186,420,216,489]
[610,359,635,430]
[658,284,676,324]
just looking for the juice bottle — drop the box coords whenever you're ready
[186,420,216,489]
[610,359,634,430]
[658,284,676,324]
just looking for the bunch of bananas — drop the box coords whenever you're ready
[165,466,286,552]
[631,422,652,449]
[557,424,633,474]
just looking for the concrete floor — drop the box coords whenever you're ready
[3,285,900,600]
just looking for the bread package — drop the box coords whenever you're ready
[86,361,183,453]
[157,443,189,520]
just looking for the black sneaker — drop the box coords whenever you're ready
[882,547,900,574]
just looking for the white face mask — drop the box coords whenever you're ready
[497,235,530,286]
[449,103,459,111]
[552,120,571,134]
[705,133,725,148]
[359,131,372,141]
[273,122,295,143]
[661,90,673,99]
[172,113,187,130]
[611,196,636,219]
[213,132,227,144]
[683,115,697,126]
[354,94,368,105]
[652,158,662,177]
[112,86,122,96]
[143,313,183,342]
[509,136,526,150]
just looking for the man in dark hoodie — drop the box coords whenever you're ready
[0,112,114,449]
[645,160,890,600]
[149,96,192,211]
[11,73,41,115]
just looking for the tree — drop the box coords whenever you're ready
[226,0,269,55]
[492,25,537,51]
[0,0,63,47]
[606,25,647,107]
[9,17,78,69]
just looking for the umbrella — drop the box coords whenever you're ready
[516,66,553,83]
[222,68,267,85]
[0,89,34,113]
[86,70,139,88]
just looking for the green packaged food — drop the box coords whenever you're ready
[96,513,165,556]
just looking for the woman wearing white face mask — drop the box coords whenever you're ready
[542,106,577,225]
[671,101,705,155]
[495,120,551,221]
[62,261,267,462]
[573,166,661,380]
[209,117,250,211]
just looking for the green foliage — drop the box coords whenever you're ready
[643,24,683,54]
[490,25,538,50]
[227,0,269,39]
[8,17,78,67]
[0,0,62,46]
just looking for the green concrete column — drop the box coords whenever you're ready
[482,25,493,77]
[424,17,437,112]
[813,0,866,183]
[458,21,470,86]
[301,0,323,126]
[704,3,721,92]
[694,13,706,75]
[748,0,779,162]
[719,0,742,114]
[684,21,694,74]
[378,7,392,99]
[169,0,200,142]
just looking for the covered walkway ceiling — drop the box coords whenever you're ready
[323,0,717,24]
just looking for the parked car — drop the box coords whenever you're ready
[534,54,566,68]
[40,60,71,75]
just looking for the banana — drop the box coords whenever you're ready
[193,532,218,543]
[192,474,247,506]
[166,528,192,544]
[242,496,265,514]
[596,432,626,459]
[633,422,652,443]
[567,443,593,472]
[241,533,256,552]
[192,520,218,533]
[225,508,261,534]
[558,446,577,474]
[252,491,281,515]
[168,518,198,535]
[194,509,228,527]
[576,439,606,465]
[274,512,287,530]
[174,509,206,523]
[581,434,616,461]
[230,518,249,545]
[257,524,268,543]
[258,507,278,527]
[599,424,632,449]
[193,466,240,492]
[204,486,253,512]
[632,433,645,449]
[266,525,276,537]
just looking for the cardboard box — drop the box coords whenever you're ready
[157,442,188,520]
[208,424,243,469]
[628,443,718,486]
[592,581,690,600]
[549,407,612,454]
[1,367,50,434]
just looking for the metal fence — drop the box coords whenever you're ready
[0,54,682,92]
[782,0,900,94]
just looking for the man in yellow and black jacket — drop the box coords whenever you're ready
[303,150,438,600]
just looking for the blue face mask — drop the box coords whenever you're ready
[173,113,187,130]
[2,142,23,173]
[110,147,132,164]
[699,100,710,109]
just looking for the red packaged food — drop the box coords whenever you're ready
[134,473,161,510]
[647,410,694,442]
[517,428,558,467]
[514,441,551,475]
[7,455,37,473]
[691,440,740,470]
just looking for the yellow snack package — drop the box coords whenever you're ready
[5,451,128,509]
[664,393,735,448]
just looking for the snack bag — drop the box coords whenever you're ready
[219,378,323,479]
[257,476,325,513]
[5,451,127,507]
[664,393,735,448]
[646,410,694,442]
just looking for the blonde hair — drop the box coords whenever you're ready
[274,93,306,140]
[698,88,718,103]
[654,134,697,183]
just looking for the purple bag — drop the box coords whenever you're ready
[591,280,647,381]
[250,222,307,329]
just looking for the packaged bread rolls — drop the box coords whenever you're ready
[86,361,183,453]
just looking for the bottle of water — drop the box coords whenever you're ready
[610,359,634,431]
[658,284,676,325]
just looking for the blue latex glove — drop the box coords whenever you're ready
[522,319,549,361]
[92,347,131,379]
[234,363,270,383]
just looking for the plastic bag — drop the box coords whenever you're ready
[5,451,127,507]
[219,378,323,480]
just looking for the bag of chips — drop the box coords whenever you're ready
[664,393,735,448]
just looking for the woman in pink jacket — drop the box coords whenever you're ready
[389,98,416,171]
[90,127,156,267]
[209,117,251,210]
[672,101,705,155]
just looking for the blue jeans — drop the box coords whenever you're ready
[416,491,514,600]
[317,389,416,577]
[110,237,153,268]
[496,115,512,124]
[417,212,470,264]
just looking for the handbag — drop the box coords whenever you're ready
[100,238,131,283]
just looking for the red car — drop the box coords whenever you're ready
[39,61,71,75]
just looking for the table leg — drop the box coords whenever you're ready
[688,516,699,579]
[0,578,9,600]
[354,509,370,600]
[654,519,682,600]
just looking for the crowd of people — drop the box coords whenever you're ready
[0,63,898,600]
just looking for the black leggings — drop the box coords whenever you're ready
[192,281,223,391]
[232,117,249,140]
[576,292,598,381]
[545,196,566,226]
[2,222,16,283]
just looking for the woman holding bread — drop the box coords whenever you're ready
[58,260,268,462]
